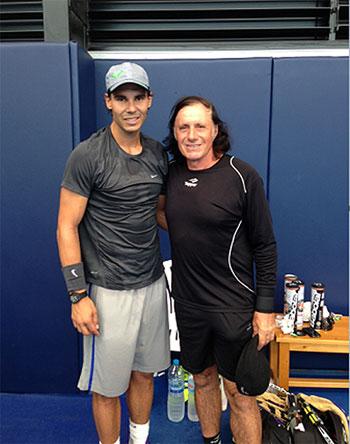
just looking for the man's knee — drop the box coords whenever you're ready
[230,392,259,414]
[130,371,153,385]
[223,379,258,412]
[234,393,258,413]
[92,392,119,407]
[193,365,219,390]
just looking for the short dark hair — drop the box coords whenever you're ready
[163,96,231,161]
[107,83,152,99]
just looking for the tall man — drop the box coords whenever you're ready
[162,96,277,444]
[57,62,170,444]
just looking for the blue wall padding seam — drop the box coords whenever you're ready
[266,58,275,201]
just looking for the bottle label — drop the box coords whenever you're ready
[169,386,183,394]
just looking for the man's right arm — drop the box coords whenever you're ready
[57,187,99,336]
[156,194,168,231]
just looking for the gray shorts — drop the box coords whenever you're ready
[78,275,170,397]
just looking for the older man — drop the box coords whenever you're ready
[161,96,277,444]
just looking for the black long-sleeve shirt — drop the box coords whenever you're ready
[165,154,277,313]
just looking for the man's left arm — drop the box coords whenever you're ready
[156,194,168,230]
[156,147,169,231]
[246,173,278,350]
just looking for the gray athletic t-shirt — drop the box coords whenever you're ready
[62,126,167,290]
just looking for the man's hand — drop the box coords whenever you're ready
[252,311,275,350]
[71,297,100,336]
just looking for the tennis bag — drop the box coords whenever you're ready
[261,408,291,444]
[257,386,349,444]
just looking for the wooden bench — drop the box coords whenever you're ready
[269,316,349,390]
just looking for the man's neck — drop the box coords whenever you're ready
[110,122,142,155]
[186,155,222,171]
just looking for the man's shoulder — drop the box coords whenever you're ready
[168,159,186,174]
[141,134,168,168]
[74,127,108,154]
[224,154,260,181]
[141,133,163,152]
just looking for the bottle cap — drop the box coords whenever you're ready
[173,359,180,365]
[286,282,299,289]
[312,282,325,288]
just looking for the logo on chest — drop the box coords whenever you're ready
[184,177,199,188]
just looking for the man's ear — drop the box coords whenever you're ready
[173,128,177,140]
[147,94,153,110]
[104,93,112,110]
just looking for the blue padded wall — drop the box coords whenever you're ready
[69,43,97,144]
[269,57,348,315]
[1,46,347,393]
[0,43,95,393]
[95,59,273,260]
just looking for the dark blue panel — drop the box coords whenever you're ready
[69,42,97,145]
[269,57,348,314]
[95,59,272,261]
[0,43,80,393]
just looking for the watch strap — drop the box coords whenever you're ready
[69,290,88,304]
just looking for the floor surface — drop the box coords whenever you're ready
[1,376,348,444]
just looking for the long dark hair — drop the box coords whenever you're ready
[163,96,231,161]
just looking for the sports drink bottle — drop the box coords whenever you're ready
[187,373,199,422]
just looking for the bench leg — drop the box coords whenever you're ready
[278,343,290,390]
[270,340,279,384]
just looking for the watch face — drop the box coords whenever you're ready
[70,292,87,304]
[70,294,80,304]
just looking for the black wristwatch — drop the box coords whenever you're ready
[69,290,88,304]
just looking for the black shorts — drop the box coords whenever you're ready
[175,302,253,382]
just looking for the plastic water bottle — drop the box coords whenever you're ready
[167,359,185,422]
[187,373,199,422]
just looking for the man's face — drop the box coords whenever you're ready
[104,84,152,135]
[174,103,218,170]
